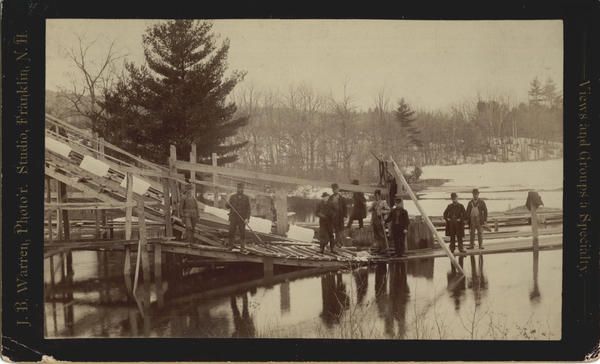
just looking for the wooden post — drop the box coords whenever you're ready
[212,152,219,206]
[154,243,163,308]
[274,188,288,236]
[137,199,151,287]
[531,204,539,251]
[98,137,105,160]
[389,158,464,275]
[169,145,179,217]
[56,180,63,240]
[263,257,274,278]
[46,176,53,242]
[162,178,173,237]
[190,143,197,199]
[494,219,499,232]
[125,173,133,240]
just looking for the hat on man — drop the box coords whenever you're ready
[352,179,359,185]
[451,192,458,199]
[321,192,330,198]
[331,183,339,189]
[472,188,479,195]
[237,182,244,188]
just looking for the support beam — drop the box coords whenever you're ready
[388,157,464,275]
[169,146,180,217]
[125,173,133,240]
[263,257,274,278]
[46,176,53,242]
[138,199,151,287]
[190,143,197,198]
[162,178,173,237]
[174,160,378,194]
[274,188,288,236]
[212,153,219,206]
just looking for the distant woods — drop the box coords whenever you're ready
[48,21,562,184]
[229,78,562,183]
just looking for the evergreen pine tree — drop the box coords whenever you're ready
[395,98,422,148]
[100,20,248,164]
[528,77,544,106]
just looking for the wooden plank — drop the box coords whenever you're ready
[190,144,197,198]
[125,173,133,240]
[138,199,151,287]
[274,188,288,236]
[162,178,173,237]
[174,160,379,194]
[389,158,464,275]
[44,201,137,210]
[212,152,218,206]
[46,176,53,242]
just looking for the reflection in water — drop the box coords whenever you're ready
[353,268,369,305]
[530,250,540,303]
[388,262,410,339]
[468,254,488,306]
[320,273,350,327]
[230,293,256,338]
[45,249,562,339]
[447,257,466,311]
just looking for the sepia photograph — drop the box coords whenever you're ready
[43,19,563,340]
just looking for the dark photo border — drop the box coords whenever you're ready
[2,0,598,361]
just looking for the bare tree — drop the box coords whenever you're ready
[59,35,125,129]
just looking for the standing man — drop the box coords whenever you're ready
[369,189,391,253]
[385,195,410,257]
[466,188,488,250]
[316,192,335,253]
[180,185,199,245]
[443,192,466,253]
[347,179,367,229]
[328,183,347,248]
[227,182,251,249]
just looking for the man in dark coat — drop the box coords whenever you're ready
[347,179,367,229]
[385,196,410,257]
[466,188,488,249]
[316,192,335,253]
[227,183,251,249]
[328,183,347,247]
[443,192,466,253]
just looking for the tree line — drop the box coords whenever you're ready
[49,19,563,186]
[228,77,562,183]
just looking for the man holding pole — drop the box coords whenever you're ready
[227,182,251,249]
[444,192,466,253]
[369,189,391,253]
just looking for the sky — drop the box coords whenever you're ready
[46,19,563,111]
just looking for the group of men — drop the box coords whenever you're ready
[315,182,410,257]
[443,188,488,253]
[180,182,251,249]
[181,178,488,257]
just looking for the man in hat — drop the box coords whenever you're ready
[466,188,488,249]
[316,192,335,253]
[347,179,367,229]
[180,185,199,245]
[443,192,466,253]
[227,182,251,249]
[369,189,391,253]
[385,195,410,257]
[327,183,347,247]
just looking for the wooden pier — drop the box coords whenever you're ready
[44,113,562,295]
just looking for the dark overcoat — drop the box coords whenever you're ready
[350,192,367,219]
[443,202,466,237]
[228,193,251,222]
[327,193,347,228]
